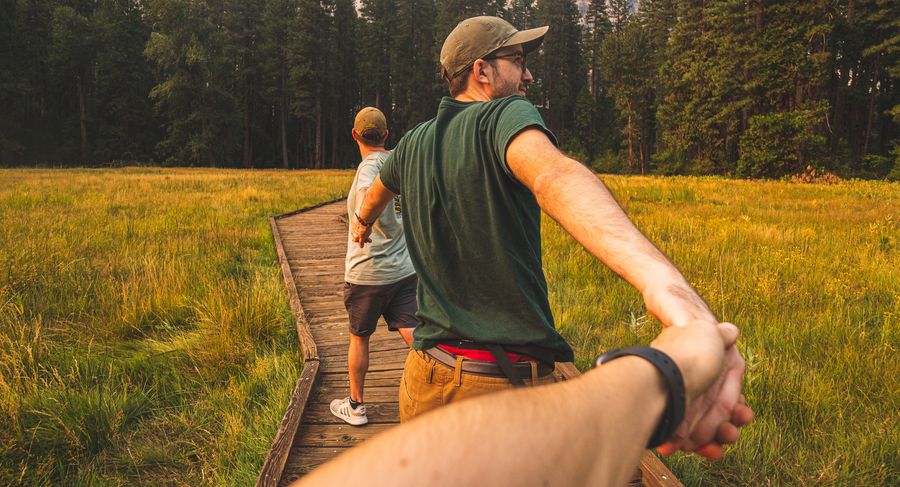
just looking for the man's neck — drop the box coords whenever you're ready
[358,145,389,159]
[455,84,493,102]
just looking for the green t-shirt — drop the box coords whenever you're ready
[380,95,574,363]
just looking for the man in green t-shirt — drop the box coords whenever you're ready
[352,16,748,460]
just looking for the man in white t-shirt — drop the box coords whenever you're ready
[330,107,419,426]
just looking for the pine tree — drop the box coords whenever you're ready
[532,0,585,144]
[222,0,266,166]
[435,0,507,46]
[145,0,240,165]
[509,0,536,29]
[391,0,440,136]
[598,19,655,173]
[359,0,396,118]
[49,4,96,162]
[261,0,300,167]
[580,0,617,162]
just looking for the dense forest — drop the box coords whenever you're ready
[1,0,897,178]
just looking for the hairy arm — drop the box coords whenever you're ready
[506,128,752,455]
[506,128,715,329]
[292,322,742,487]
[351,175,396,247]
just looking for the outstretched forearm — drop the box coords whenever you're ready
[507,129,715,328]
[293,322,737,487]
[357,175,395,223]
[295,354,668,487]
[351,175,396,246]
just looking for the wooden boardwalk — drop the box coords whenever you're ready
[257,199,682,487]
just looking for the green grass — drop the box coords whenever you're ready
[545,176,899,485]
[2,169,897,485]
[0,168,349,485]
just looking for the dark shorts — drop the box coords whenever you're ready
[343,274,420,337]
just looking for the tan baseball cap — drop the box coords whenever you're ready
[440,16,548,80]
[353,107,387,139]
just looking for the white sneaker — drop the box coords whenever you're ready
[330,397,368,426]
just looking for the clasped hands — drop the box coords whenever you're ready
[651,321,754,460]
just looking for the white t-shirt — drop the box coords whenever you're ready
[345,151,415,285]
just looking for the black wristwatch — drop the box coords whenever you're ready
[355,212,370,227]
[595,346,686,448]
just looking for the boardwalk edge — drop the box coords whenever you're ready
[257,199,345,487]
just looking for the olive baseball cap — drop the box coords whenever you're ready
[440,16,548,80]
[353,107,387,139]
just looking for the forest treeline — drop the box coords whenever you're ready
[1,0,897,178]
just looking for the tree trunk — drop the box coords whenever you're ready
[77,74,87,162]
[626,100,634,172]
[280,94,289,168]
[331,108,339,168]
[862,58,881,157]
[315,95,323,169]
[243,93,253,167]
[831,0,854,155]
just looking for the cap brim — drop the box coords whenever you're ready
[501,25,549,54]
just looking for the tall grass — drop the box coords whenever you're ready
[2,169,896,485]
[0,168,350,485]
[545,176,899,485]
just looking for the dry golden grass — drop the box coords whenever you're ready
[0,167,349,485]
[545,175,899,485]
[2,169,897,485]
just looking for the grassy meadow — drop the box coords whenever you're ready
[1,168,897,485]
[545,176,899,485]
[0,168,349,485]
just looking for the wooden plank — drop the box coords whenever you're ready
[312,384,400,404]
[318,369,403,383]
[641,454,684,487]
[294,423,394,448]
[319,354,406,373]
[255,361,320,487]
[313,336,405,350]
[315,376,402,389]
[316,344,409,359]
[303,402,400,425]
[271,197,346,220]
[270,217,317,361]
[279,447,353,486]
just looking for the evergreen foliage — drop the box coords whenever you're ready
[0,0,897,177]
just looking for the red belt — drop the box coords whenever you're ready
[437,344,533,363]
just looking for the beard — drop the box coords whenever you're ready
[491,75,526,99]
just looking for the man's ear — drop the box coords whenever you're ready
[473,59,491,84]
[351,129,359,141]
[382,130,389,143]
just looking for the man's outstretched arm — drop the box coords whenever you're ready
[351,175,395,247]
[506,128,749,456]
[291,321,749,487]
[507,128,714,330]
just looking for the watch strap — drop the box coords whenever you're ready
[595,346,686,448]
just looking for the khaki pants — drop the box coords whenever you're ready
[398,349,557,422]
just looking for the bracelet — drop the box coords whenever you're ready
[594,346,685,449]
[355,212,370,227]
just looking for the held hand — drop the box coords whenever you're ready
[351,219,373,248]
[652,322,754,460]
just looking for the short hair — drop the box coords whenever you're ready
[447,67,471,96]
[359,129,385,146]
